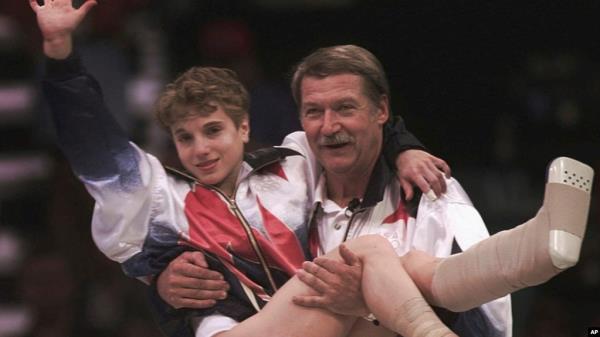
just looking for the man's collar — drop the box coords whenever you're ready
[314,173,327,206]
[360,154,394,208]
[313,174,340,213]
[312,154,393,211]
[361,154,420,216]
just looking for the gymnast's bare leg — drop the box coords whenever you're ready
[216,235,456,337]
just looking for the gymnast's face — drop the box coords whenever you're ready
[171,105,249,196]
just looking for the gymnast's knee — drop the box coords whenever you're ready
[345,234,395,257]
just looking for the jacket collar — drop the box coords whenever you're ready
[342,153,421,217]
[360,154,393,208]
[243,146,301,170]
[165,146,302,183]
[312,153,392,210]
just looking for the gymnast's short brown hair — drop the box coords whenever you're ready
[155,67,249,129]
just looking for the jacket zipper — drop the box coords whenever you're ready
[167,161,282,294]
[226,197,278,292]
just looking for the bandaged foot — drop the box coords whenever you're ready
[429,157,594,312]
[392,297,457,337]
[351,235,457,337]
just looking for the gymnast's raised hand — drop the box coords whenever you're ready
[30,0,97,60]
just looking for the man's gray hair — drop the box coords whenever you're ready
[291,45,390,106]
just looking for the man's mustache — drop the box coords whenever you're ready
[318,133,355,146]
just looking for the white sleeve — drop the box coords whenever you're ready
[442,178,490,249]
[478,296,513,337]
[191,314,239,337]
[417,178,513,336]
[279,131,321,195]
[445,178,513,337]
[85,142,188,266]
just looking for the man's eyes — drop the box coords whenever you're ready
[301,103,356,118]
[337,103,356,113]
[303,108,322,118]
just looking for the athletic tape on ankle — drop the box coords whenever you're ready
[400,297,455,337]
[430,179,591,312]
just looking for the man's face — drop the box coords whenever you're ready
[299,74,389,177]
[171,105,249,195]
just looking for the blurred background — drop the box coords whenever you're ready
[0,0,598,336]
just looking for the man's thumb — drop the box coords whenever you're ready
[339,244,360,266]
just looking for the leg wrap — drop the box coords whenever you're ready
[394,297,457,337]
[430,157,593,312]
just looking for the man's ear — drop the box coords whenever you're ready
[375,95,390,125]
[239,117,250,143]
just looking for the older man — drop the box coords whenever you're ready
[158,45,511,337]
[290,45,512,336]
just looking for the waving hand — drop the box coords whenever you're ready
[30,0,97,59]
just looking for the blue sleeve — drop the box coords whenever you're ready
[147,251,263,337]
[42,52,140,186]
[41,52,183,272]
[382,115,426,168]
[453,308,505,337]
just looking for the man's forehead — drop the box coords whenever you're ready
[301,73,364,87]
[300,74,367,102]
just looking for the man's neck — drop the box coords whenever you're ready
[325,161,377,208]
